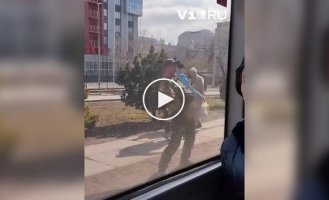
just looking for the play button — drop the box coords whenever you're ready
[158,91,174,108]
[143,78,185,121]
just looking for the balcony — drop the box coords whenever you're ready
[86,0,101,4]
[88,10,100,19]
[88,25,100,34]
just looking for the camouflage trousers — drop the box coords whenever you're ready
[158,122,196,172]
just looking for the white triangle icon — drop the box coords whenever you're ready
[158,91,174,108]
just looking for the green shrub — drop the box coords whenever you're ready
[116,46,168,113]
[84,106,99,129]
[84,88,98,129]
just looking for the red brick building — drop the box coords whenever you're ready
[84,0,108,55]
[217,0,227,7]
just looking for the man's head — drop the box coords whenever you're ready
[190,67,197,78]
[176,62,185,74]
[163,58,178,78]
[235,58,245,97]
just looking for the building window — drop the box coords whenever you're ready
[104,36,107,44]
[128,21,134,28]
[104,23,107,30]
[103,2,108,9]
[115,5,121,12]
[126,0,143,16]
[115,18,121,26]
[102,62,108,70]
[103,9,107,16]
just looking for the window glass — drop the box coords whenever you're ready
[128,21,134,28]
[126,0,143,16]
[85,0,231,198]
[115,5,121,12]
[115,18,121,25]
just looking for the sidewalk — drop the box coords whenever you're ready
[85,118,225,197]
[85,87,220,102]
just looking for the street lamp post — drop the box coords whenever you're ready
[212,45,217,87]
[112,29,115,88]
[107,49,109,89]
[97,2,102,89]
[112,51,115,86]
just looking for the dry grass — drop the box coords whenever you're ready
[85,101,151,127]
[85,101,157,140]
[85,100,225,142]
[86,100,225,128]
[206,98,226,110]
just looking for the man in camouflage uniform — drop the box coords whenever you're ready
[155,59,198,176]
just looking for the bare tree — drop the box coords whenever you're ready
[133,30,153,57]
[214,22,230,78]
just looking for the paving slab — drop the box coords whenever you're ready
[85,159,114,177]
[85,118,225,177]
[85,139,145,157]
[85,139,223,198]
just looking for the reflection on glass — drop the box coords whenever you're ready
[84,0,231,199]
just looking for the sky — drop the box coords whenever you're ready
[140,0,231,44]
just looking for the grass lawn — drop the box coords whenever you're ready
[86,101,151,127]
[207,98,226,111]
[85,101,156,142]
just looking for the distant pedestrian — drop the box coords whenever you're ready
[190,67,205,128]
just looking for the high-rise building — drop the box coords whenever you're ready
[84,0,109,83]
[84,0,143,83]
[84,0,105,55]
[107,0,143,61]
